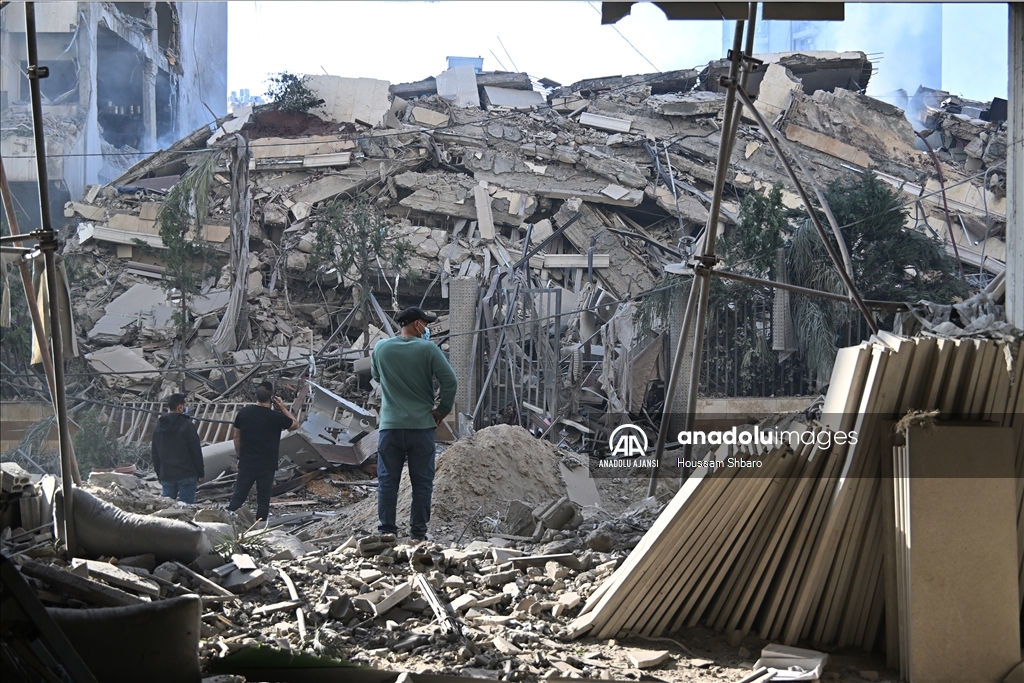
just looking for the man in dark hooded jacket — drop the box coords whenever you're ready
[151,393,205,504]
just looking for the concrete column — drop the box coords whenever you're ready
[449,277,479,417]
[1007,3,1024,329]
[141,2,158,151]
[667,285,695,439]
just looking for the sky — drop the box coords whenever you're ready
[227,2,1009,104]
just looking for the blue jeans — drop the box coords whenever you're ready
[228,468,275,521]
[161,478,198,504]
[377,429,436,538]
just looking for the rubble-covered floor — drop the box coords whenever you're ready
[3,427,896,682]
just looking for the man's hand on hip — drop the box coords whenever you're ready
[430,409,445,426]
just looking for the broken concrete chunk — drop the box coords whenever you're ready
[628,649,671,669]
[754,63,802,122]
[222,567,266,593]
[482,570,519,588]
[410,107,450,127]
[450,593,478,612]
[492,636,523,655]
[579,112,631,133]
[646,91,725,117]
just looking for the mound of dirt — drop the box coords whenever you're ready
[315,424,571,539]
[245,109,346,138]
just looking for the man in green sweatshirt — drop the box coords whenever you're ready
[371,306,457,541]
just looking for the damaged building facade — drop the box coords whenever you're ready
[0,1,227,226]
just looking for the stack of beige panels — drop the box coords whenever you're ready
[568,335,1023,665]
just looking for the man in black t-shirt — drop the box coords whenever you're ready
[227,381,299,521]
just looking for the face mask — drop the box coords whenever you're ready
[183,406,190,416]
[423,327,431,340]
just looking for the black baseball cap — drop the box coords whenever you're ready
[396,307,438,326]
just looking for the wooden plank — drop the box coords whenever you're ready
[939,339,974,416]
[921,338,954,408]
[596,458,737,636]
[837,483,882,646]
[631,461,757,636]
[570,457,724,636]
[759,445,843,640]
[815,341,913,644]
[71,559,160,597]
[781,344,891,645]
[602,466,740,637]
[879,420,901,669]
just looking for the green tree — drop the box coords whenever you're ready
[71,409,151,477]
[135,151,220,356]
[639,173,972,396]
[266,72,323,113]
[310,197,410,341]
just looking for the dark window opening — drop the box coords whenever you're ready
[156,2,177,52]
[113,3,147,20]
[156,69,174,143]
[96,25,145,149]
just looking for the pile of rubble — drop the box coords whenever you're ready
[47,52,1007,422]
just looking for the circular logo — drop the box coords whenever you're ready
[608,424,649,458]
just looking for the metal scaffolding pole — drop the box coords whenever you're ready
[23,2,77,556]
[647,4,754,496]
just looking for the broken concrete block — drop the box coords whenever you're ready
[585,529,615,552]
[754,63,802,122]
[482,570,519,588]
[492,636,523,655]
[86,471,139,490]
[451,594,478,612]
[628,649,670,669]
[503,500,536,536]
[436,65,480,108]
[579,112,631,133]
[373,582,413,616]
[558,592,582,610]
[303,75,391,126]
[539,496,576,531]
[410,107,450,127]
[286,251,310,272]
[352,590,385,614]
[222,567,266,593]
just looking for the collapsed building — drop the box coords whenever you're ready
[0,1,228,226]
[1,49,1021,683]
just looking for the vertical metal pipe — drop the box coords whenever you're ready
[0,160,81,484]
[25,2,77,555]
[647,14,748,496]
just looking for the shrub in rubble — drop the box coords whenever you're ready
[134,151,220,356]
[636,174,972,396]
[265,71,324,113]
[309,196,411,340]
[71,409,151,478]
